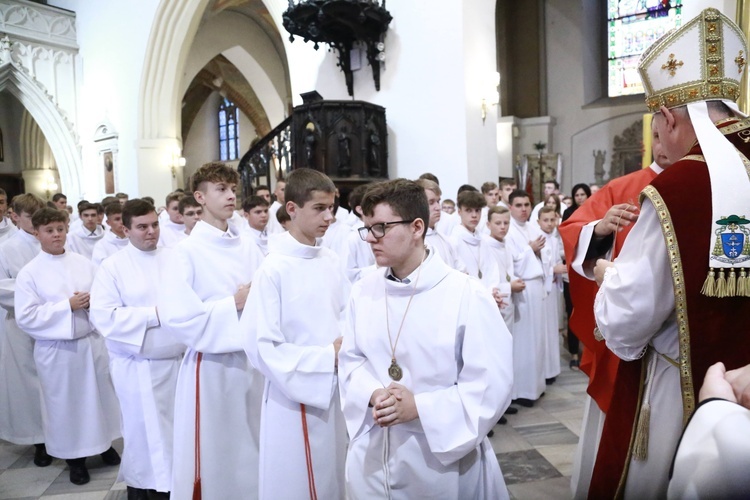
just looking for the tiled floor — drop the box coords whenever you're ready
[0,354,586,500]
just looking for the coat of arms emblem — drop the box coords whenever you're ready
[711,215,750,264]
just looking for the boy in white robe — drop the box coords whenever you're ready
[505,189,547,406]
[538,206,565,384]
[178,194,202,236]
[90,200,185,499]
[66,202,104,259]
[242,195,270,256]
[243,168,348,500]
[416,178,465,271]
[265,180,286,235]
[0,194,49,465]
[478,181,500,235]
[345,183,377,282]
[15,207,121,485]
[321,195,352,259]
[91,202,129,266]
[339,179,513,499]
[157,192,186,248]
[450,190,486,278]
[157,162,264,499]
[0,189,18,243]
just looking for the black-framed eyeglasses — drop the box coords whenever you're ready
[358,220,415,241]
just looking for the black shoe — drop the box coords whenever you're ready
[498,416,507,425]
[101,446,121,465]
[504,406,518,415]
[487,429,495,438]
[546,377,557,385]
[66,459,89,485]
[513,398,535,408]
[570,359,580,370]
[33,443,52,467]
[128,486,151,500]
[146,490,170,500]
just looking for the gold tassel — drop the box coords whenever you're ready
[632,401,651,461]
[741,269,750,297]
[727,269,737,297]
[716,268,727,298]
[701,268,716,297]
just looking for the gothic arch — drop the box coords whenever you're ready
[0,61,82,199]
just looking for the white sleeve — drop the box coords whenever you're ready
[668,399,750,499]
[594,199,674,361]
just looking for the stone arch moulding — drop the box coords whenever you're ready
[138,0,290,142]
[0,61,82,200]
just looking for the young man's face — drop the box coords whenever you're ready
[442,202,455,215]
[167,200,183,224]
[0,195,7,218]
[484,188,500,207]
[35,221,67,255]
[256,189,271,203]
[509,196,531,222]
[538,212,557,234]
[287,190,335,243]
[424,189,441,229]
[274,182,286,204]
[107,213,125,237]
[54,197,67,210]
[118,197,128,207]
[362,202,421,270]
[245,205,269,232]
[543,182,557,196]
[81,209,98,231]
[124,211,160,252]
[197,182,237,224]
[488,212,510,241]
[500,184,516,204]
[181,205,203,232]
[458,206,482,232]
[12,210,35,234]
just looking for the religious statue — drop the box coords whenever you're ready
[304,122,317,169]
[593,149,607,185]
[337,129,351,176]
[367,129,381,177]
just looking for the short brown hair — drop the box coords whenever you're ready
[191,162,240,193]
[178,195,200,215]
[242,196,270,212]
[31,207,67,229]
[285,168,335,206]
[481,181,498,194]
[101,196,118,207]
[276,204,291,224]
[499,178,516,189]
[457,191,486,210]
[115,192,128,200]
[415,178,442,197]
[11,193,45,216]
[78,202,98,215]
[538,206,557,218]
[122,199,157,228]
[165,191,185,207]
[360,179,429,240]
[488,205,510,221]
[105,202,123,217]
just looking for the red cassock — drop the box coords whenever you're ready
[558,167,658,414]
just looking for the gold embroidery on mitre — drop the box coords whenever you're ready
[689,89,700,98]
[709,43,718,54]
[707,22,717,33]
[736,51,746,74]
[710,64,720,77]
[662,53,684,76]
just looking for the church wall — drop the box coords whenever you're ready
[50,0,159,201]
[0,92,23,174]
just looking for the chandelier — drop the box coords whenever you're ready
[282,0,392,96]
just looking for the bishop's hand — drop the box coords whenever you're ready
[594,203,639,237]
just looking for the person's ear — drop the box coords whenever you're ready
[413,218,425,239]
[660,106,676,132]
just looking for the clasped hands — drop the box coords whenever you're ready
[370,384,418,427]
[700,362,750,409]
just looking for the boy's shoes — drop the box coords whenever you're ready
[498,416,507,425]
[569,359,580,370]
[512,398,535,408]
[127,486,149,500]
[100,446,121,466]
[147,490,170,500]
[66,459,89,485]
[504,406,518,415]
[487,429,495,438]
[33,443,52,467]
[545,377,556,385]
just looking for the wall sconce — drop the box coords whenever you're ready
[168,153,186,179]
[481,71,501,124]
[45,173,58,201]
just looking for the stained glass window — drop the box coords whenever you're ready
[607,1,683,97]
[218,97,239,161]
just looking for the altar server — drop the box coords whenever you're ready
[339,179,513,499]
[450,190,487,278]
[91,201,128,266]
[0,194,48,465]
[67,202,104,259]
[15,207,121,485]
[243,168,348,500]
[157,162,264,499]
[416,178,465,271]
[0,188,17,242]
[90,199,185,499]
[157,192,186,248]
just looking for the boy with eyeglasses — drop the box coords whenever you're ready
[340,178,513,499]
